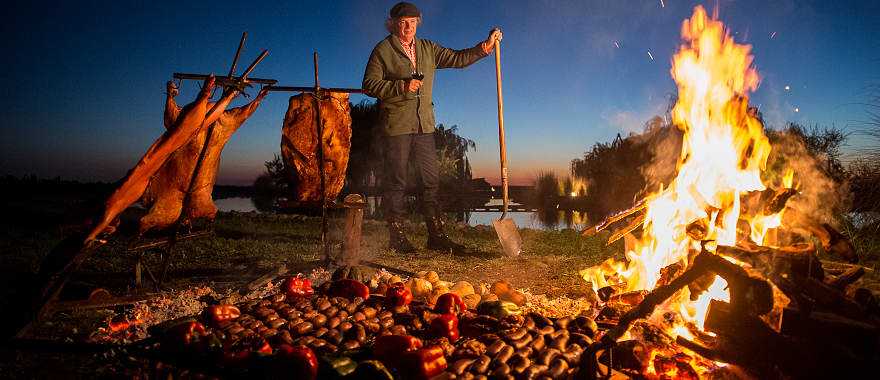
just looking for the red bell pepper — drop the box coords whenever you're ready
[204,304,241,326]
[274,344,319,380]
[283,275,314,298]
[162,320,207,353]
[373,334,423,369]
[385,283,413,307]
[327,279,370,300]
[430,313,460,342]
[434,293,467,315]
[398,345,448,380]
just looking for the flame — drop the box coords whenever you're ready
[582,5,777,338]
[783,168,794,189]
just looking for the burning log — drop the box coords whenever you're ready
[594,248,774,352]
[716,243,824,281]
[582,199,647,237]
[785,209,858,263]
[762,187,798,215]
[605,213,646,246]
[826,266,865,290]
[798,277,872,321]
[704,299,873,378]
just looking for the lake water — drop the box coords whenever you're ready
[215,197,590,231]
[214,197,259,213]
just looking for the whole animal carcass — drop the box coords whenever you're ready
[139,84,270,233]
[280,92,352,203]
[85,76,239,244]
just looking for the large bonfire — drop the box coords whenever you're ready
[582,5,791,340]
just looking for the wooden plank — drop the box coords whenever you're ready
[239,264,289,295]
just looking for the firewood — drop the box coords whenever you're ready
[581,199,647,237]
[606,213,646,246]
[716,243,824,281]
[825,266,865,290]
[798,277,869,320]
[780,307,878,356]
[762,188,798,215]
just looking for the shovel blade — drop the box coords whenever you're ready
[492,218,523,257]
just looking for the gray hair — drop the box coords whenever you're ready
[385,16,423,34]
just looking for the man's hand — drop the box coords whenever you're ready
[405,79,422,93]
[481,28,503,54]
[166,80,179,97]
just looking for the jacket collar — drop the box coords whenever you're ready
[388,34,418,60]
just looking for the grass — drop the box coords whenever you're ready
[0,209,616,304]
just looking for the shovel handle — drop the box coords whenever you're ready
[494,39,509,219]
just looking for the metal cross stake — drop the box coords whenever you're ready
[168,32,269,285]
[267,52,364,264]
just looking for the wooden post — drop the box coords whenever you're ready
[341,194,367,266]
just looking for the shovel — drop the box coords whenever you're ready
[490,38,523,257]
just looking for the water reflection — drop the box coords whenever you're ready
[215,196,591,231]
[462,209,590,230]
[214,197,259,212]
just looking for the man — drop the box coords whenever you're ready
[363,2,502,253]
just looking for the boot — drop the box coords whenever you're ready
[426,217,469,254]
[388,221,417,253]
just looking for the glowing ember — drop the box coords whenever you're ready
[581,4,780,340]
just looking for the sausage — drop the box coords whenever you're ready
[268,318,287,329]
[490,363,511,377]
[554,316,572,330]
[292,321,314,335]
[316,298,332,311]
[326,316,341,329]
[311,314,327,327]
[341,339,360,350]
[505,327,529,341]
[325,329,343,345]
[495,345,515,363]
[487,340,507,356]
[522,364,548,379]
[471,355,491,374]
[537,348,561,366]
[508,354,531,374]
[511,334,533,349]
[550,335,568,351]
[529,334,546,352]
[451,358,475,375]
[312,327,328,338]
[547,357,569,378]
[361,306,378,319]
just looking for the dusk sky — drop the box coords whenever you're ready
[4,0,878,185]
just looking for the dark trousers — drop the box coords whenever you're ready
[384,133,438,221]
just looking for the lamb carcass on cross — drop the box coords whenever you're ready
[85,76,241,244]
[138,84,270,233]
[280,92,352,203]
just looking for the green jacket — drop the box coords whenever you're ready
[363,35,487,136]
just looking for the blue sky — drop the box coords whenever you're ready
[3,0,878,185]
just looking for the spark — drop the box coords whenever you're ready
[647,51,654,61]
[794,107,800,113]
[784,85,790,91]
[770,31,777,39]
[614,41,620,49]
